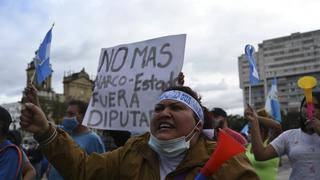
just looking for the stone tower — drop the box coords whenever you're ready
[63,68,94,102]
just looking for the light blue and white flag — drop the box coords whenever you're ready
[34,26,53,85]
[245,45,260,85]
[241,124,249,137]
[265,77,282,122]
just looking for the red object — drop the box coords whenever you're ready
[200,130,245,177]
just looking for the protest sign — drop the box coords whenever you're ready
[82,34,186,132]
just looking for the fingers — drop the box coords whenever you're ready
[20,103,34,124]
[20,120,31,129]
[25,84,38,95]
[177,72,185,85]
[244,107,253,117]
[20,103,41,120]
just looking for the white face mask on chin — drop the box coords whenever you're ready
[148,121,200,158]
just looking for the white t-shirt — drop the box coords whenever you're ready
[270,128,320,180]
[158,153,185,180]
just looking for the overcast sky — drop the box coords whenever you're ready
[1,0,320,115]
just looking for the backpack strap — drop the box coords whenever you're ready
[0,144,23,178]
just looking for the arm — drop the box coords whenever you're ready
[37,127,120,179]
[256,115,282,141]
[21,150,36,180]
[256,116,282,132]
[244,106,278,161]
[20,103,120,179]
[22,162,36,180]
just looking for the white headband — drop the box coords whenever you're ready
[158,90,204,121]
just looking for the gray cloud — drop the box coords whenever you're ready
[1,0,320,114]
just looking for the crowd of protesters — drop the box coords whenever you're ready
[1,72,320,180]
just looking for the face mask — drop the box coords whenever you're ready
[148,121,200,157]
[61,117,79,132]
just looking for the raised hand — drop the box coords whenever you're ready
[20,103,49,134]
[244,104,258,123]
[24,84,40,106]
[177,72,185,86]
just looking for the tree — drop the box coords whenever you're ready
[227,115,247,132]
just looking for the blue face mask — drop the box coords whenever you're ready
[61,117,79,132]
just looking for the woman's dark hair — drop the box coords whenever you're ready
[203,106,213,129]
[299,91,320,132]
[0,106,12,136]
[163,86,203,122]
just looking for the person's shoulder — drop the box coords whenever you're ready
[0,143,20,159]
[282,128,300,135]
[121,132,149,149]
[77,130,101,140]
[86,131,102,139]
[127,132,149,143]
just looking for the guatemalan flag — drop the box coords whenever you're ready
[265,77,282,122]
[245,45,260,85]
[241,124,249,137]
[34,26,53,85]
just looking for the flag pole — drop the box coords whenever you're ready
[30,70,36,85]
[249,84,252,106]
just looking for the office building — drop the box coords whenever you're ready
[238,30,320,112]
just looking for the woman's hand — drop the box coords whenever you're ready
[24,84,40,106]
[244,105,258,123]
[310,117,320,136]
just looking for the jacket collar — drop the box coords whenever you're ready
[137,133,216,173]
[175,135,215,171]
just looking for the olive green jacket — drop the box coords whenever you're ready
[36,126,259,180]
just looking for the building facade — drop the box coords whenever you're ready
[239,30,320,112]
[63,68,94,102]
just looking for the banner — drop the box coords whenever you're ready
[82,34,186,132]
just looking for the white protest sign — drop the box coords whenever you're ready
[82,34,186,132]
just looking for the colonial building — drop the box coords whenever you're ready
[26,60,56,101]
[22,57,94,123]
[25,60,94,103]
[63,68,94,102]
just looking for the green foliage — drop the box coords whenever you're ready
[39,99,68,124]
[227,111,301,133]
[227,114,248,132]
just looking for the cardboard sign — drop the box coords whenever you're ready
[82,34,186,132]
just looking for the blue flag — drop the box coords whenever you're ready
[265,77,282,122]
[245,45,260,85]
[34,26,53,85]
[241,124,249,137]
